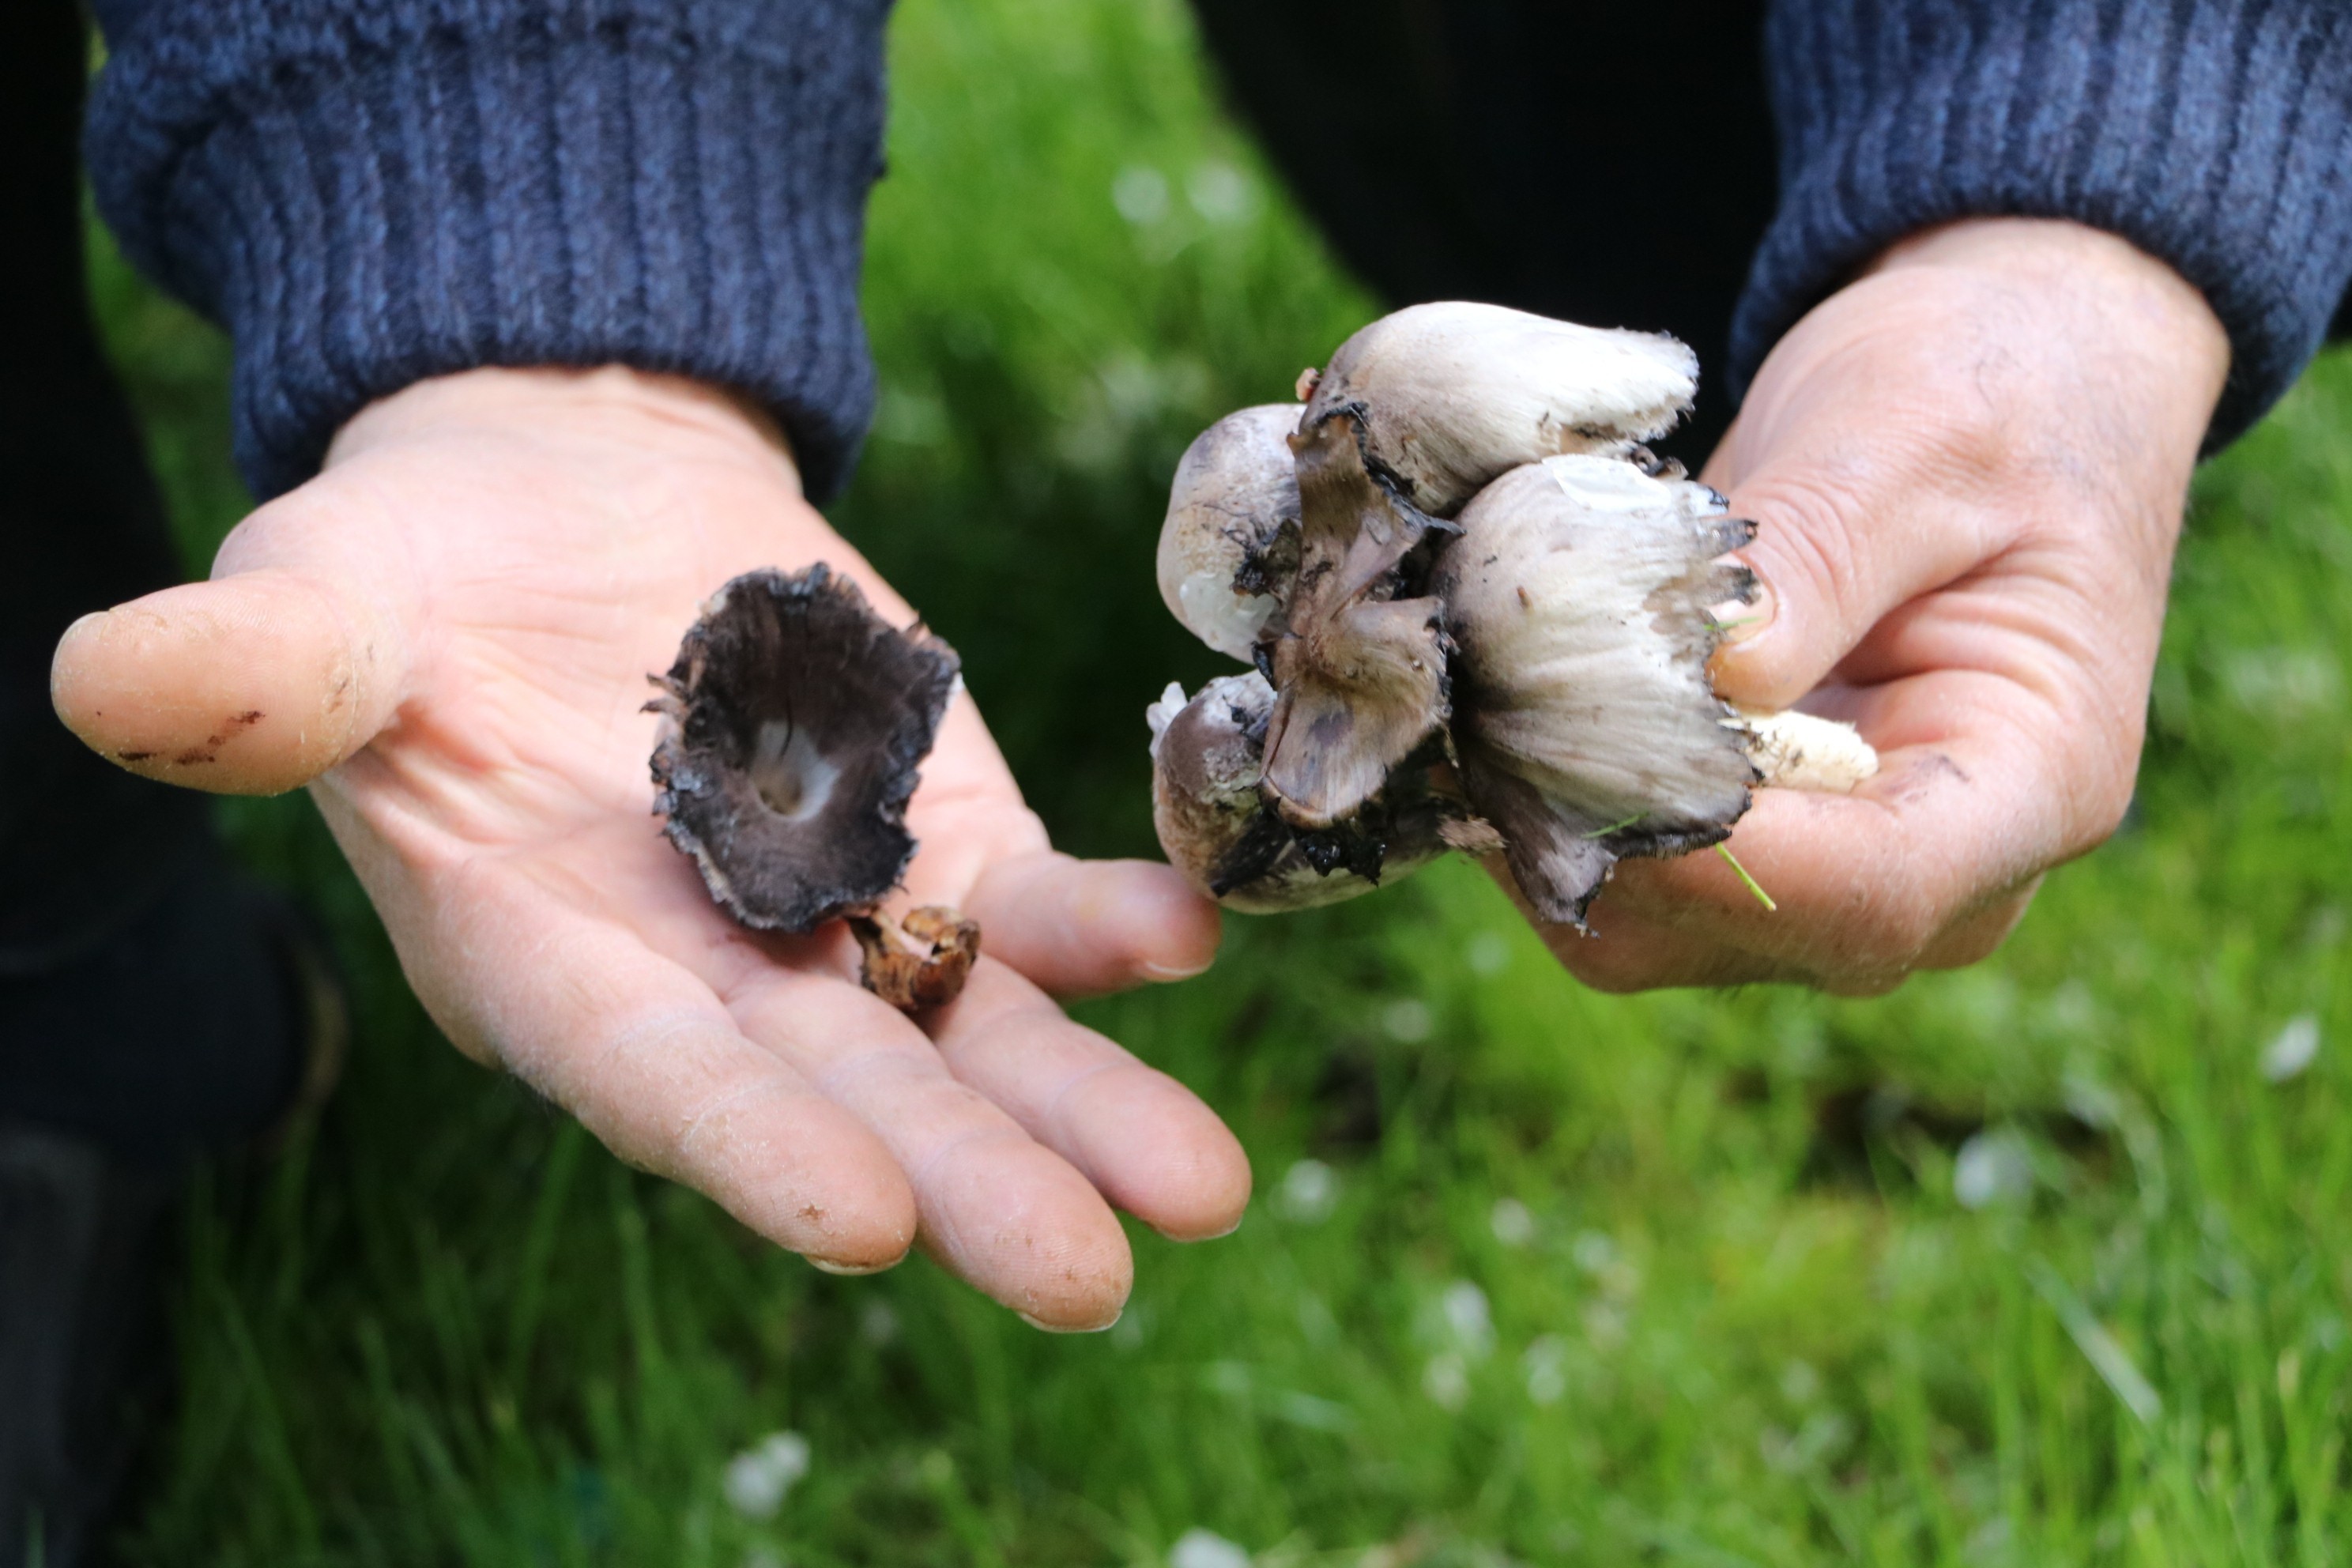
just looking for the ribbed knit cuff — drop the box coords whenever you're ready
[1734,1,2352,451]
[87,0,890,501]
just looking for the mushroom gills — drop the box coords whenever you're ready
[649,564,982,1010]
[1254,411,1455,830]
[1437,455,1762,928]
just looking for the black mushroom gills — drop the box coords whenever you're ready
[649,564,961,933]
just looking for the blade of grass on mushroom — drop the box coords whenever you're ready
[1714,842,1777,911]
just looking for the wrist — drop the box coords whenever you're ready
[325,366,801,495]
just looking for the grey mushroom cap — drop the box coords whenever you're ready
[649,565,961,933]
[1434,454,1758,927]
[1255,412,1453,830]
[1156,404,1302,662]
[1304,302,1701,517]
[1148,673,1454,914]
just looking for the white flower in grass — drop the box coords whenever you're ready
[1441,1280,1495,1359]
[1759,1410,1853,1475]
[1111,1302,1153,1351]
[742,1551,788,1568]
[722,1432,811,1521]
[1423,1350,1470,1410]
[2263,1013,2322,1083]
[1580,1302,1628,1351]
[1186,162,1258,224]
[1489,1197,1535,1246]
[1570,1231,1642,1302]
[858,1298,900,1348]
[1113,166,1171,226]
[2220,646,2339,720]
[1521,1335,1568,1406]
[1953,1128,2034,1211]
[1170,1526,1252,1568]
[1381,997,1434,1042]
[1276,1158,1338,1223]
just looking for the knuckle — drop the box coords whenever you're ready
[1744,470,1868,617]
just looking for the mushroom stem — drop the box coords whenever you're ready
[848,906,981,1012]
[1732,708,1879,793]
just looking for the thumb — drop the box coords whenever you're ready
[51,507,416,796]
[1701,432,1999,712]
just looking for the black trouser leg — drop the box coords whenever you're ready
[0,0,205,967]
[0,0,300,1162]
[1190,0,1777,459]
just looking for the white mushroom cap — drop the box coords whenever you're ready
[1156,405,1300,662]
[1306,303,1699,516]
[1435,454,1757,924]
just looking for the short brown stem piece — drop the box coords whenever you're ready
[849,906,981,1012]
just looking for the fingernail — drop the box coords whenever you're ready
[1709,578,1774,644]
[1140,958,1213,982]
[1018,1308,1121,1335]
[1156,1209,1247,1242]
[807,1253,904,1276]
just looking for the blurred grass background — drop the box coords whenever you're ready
[83,0,2352,1562]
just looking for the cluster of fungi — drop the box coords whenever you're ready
[1148,302,1876,927]
[643,303,1878,1008]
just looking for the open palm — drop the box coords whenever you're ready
[54,366,1249,1330]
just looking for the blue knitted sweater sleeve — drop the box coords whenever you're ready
[1735,1,2352,450]
[85,0,891,502]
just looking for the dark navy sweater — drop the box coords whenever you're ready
[86,0,2352,502]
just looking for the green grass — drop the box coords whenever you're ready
[85,0,2352,1562]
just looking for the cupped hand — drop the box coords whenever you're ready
[51,366,1248,1329]
[1526,217,2231,994]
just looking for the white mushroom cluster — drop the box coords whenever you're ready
[1148,302,1876,929]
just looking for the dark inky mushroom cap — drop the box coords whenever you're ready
[649,565,961,933]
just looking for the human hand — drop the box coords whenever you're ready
[1520,218,2230,993]
[51,366,1249,1329]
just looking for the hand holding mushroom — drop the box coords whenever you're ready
[51,365,1250,1331]
[1152,303,1877,929]
[1153,217,2229,993]
[1566,219,2228,993]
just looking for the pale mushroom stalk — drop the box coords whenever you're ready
[1734,707,1880,794]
